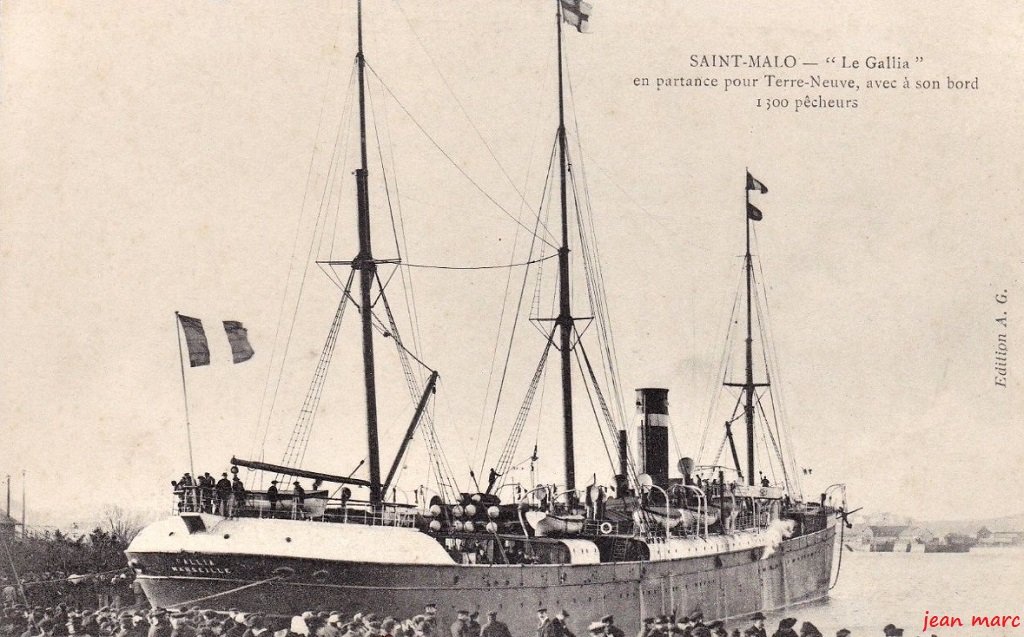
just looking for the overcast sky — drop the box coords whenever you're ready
[2,1,1022,528]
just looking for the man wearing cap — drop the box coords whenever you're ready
[465,613,481,637]
[480,612,510,637]
[743,613,766,637]
[835,631,850,637]
[450,611,470,637]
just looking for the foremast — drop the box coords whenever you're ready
[354,0,382,506]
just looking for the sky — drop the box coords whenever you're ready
[1,1,1022,529]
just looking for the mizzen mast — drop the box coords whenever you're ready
[743,171,768,485]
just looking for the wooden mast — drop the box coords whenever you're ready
[354,0,382,506]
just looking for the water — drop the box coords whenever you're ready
[764,548,1024,637]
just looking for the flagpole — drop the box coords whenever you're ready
[175,311,197,477]
[744,170,757,486]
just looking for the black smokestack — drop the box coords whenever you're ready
[636,388,670,489]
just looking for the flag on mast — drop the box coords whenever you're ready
[178,315,210,367]
[746,172,768,194]
[560,0,593,33]
[223,321,255,364]
[747,203,764,221]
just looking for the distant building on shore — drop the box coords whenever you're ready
[976,527,1024,546]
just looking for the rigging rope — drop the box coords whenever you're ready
[365,63,559,250]
[468,134,551,466]
[250,61,357,480]
[695,265,746,465]
[492,333,556,492]
[278,271,355,473]
[477,142,559,478]
[377,284,460,501]
[392,2,556,249]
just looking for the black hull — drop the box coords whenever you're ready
[129,524,834,632]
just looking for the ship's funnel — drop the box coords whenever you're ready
[635,388,670,489]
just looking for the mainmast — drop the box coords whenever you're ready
[354,0,382,506]
[555,2,576,493]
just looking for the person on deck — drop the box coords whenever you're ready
[293,482,306,511]
[465,614,480,637]
[231,476,246,515]
[267,482,279,512]
[216,474,232,516]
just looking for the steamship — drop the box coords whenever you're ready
[126,2,845,632]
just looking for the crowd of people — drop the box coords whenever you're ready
[0,600,908,637]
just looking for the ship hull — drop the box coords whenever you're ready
[128,522,834,632]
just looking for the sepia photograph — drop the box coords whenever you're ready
[1,2,1021,637]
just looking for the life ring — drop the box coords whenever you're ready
[599,521,614,535]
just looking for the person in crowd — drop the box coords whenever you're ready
[835,630,850,637]
[464,615,479,637]
[743,613,766,637]
[536,609,557,637]
[601,616,623,637]
[479,613,509,637]
[449,611,469,637]
[320,616,342,637]
[798,624,821,637]
[635,618,655,637]
[771,619,797,637]
[147,610,172,637]
[553,611,573,637]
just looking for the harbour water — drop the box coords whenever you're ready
[769,548,1024,637]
